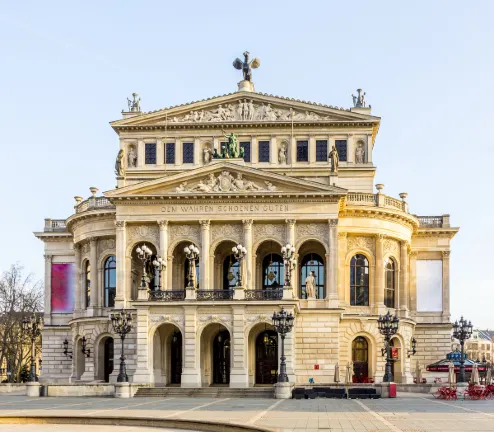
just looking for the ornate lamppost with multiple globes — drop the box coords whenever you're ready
[272,307,294,383]
[377,311,399,382]
[110,310,133,382]
[452,316,473,383]
[281,243,296,288]
[152,256,166,290]
[232,244,247,287]
[184,244,200,289]
[22,314,43,382]
[136,244,153,290]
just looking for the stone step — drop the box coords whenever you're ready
[134,386,275,398]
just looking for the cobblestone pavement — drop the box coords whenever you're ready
[0,392,493,432]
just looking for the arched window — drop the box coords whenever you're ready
[350,254,369,306]
[262,254,284,289]
[384,258,396,308]
[300,253,325,299]
[84,261,91,308]
[223,254,239,290]
[104,256,116,308]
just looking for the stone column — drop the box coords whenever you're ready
[290,136,296,165]
[242,219,253,290]
[327,219,339,307]
[181,307,201,387]
[167,256,174,290]
[44,254,53,325]
[88,238,98,316]
[337,233,347,304]
[285,219,296,298]
[399,241,409,316]
[133,308,153,384]
[230,306,248,388]
[409,251,418,313]
[199,220,210,291]
[115,221,127,308]
[73,245,81,318]
[442,251,451,322]
[374,234,385,314]
[158,220,169,290]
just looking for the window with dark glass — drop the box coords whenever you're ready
[258,141,270,162]
[350,254,369,306]
[300,253,325,299]
[223,255,239,290]
[316,140,328,162]
[165,143,175,164]
[335,140,347,161]
[352,337,369,380]
[262,254,284,289]
[384,258,396,308]
[183,142,194,163]
[240,142,251,162]
[296,140,309,162]
[85,261,91,308]
[145,143,157,164]
[104,256,116,308]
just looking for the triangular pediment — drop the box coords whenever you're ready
[110,92,380,129]
[105,161,347,198]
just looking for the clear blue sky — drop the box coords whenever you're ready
[1,1,493,327]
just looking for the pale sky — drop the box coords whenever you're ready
[1,1,493,327]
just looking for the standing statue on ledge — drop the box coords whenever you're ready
[329,144,339,173]
[203,146,213,164]
[352,89,366,108]
[127,92,141,112]
[115,149,124,176]
[278,142,287,164]
[221,129,244,159]
[355,142,366,164]
[128,146,138,168]
[233,51,260,82]
[305,271,317,299]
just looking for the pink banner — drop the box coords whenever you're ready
[51,263,75,313]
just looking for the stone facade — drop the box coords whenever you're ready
[34,78,459,387]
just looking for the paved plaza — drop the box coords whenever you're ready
[0,393,493,432]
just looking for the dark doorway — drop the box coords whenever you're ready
[352,336,369,381]
[103,338,114,383]
[256,330,278,384]
[170,331,182,384]
[213,330,230,385]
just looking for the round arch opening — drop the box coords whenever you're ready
[200,323,231,386]
[152,323,183,386]
[298,240,326,299]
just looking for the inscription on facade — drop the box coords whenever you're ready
[161,204,290,214]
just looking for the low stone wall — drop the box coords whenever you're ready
[43,384,115,397]
[0,384,26,393]
[397,383,432,393]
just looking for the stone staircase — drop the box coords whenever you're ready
[134,386,275,398]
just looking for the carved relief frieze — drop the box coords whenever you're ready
[199,314,232,328]
[168,224,200,245]
[99,238,116,254]
[383,238,399,257]
[347,236,375,255]
[150,314,184,329]
[296,223,328,246]
[175,171,277,193]
[211,223,242,244]
[127,225,159,246]
[253,223,285,245]
[246,314,271,324]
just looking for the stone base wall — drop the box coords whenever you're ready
[40,326,73,383]
[44,383,115,397]
[413,323,452,377]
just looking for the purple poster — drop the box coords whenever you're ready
[51,263,75,313]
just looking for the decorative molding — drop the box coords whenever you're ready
[150,314,184,329]
[246,314,271,324]
[99,238,116,253]
[285,219,296,227]
[44,254,53,261]
[175,171,277,193]
[296,223,328,246]
[81,242,90,255]
[328,219,338,227]
[115,220,126,228]
[253,223,285,245]
[211,223,242,243]
[169,224,200,245]
[157,220,169,227]
[347,236,375,255]
[383,238,399,257]
[338,232,347,239]
[127,225,159,245]
[442,250,451,257]
[199,314,232,328]
[242,219,253,228]
[199,220,211,228]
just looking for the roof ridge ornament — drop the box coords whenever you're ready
[352,88,367,108]
[126,92,141,113]
[233,51,260,92]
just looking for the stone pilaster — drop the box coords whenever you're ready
[133,308,153,384]
[230,306,248,388]
[442,251,451,322]
[199,220,210,291]
[327,219,339,307]
[374,234,385,313]
[158,220,169,290]
[242,219,253,290]
[115,221,127,308]
[44,254,53,325]
[409,251,418,313]
[285,219,296,296]
[156,137,163,168]
[87,237,98,316]
[181,307,201,387]
[73,245,81,318]
[337,232,347,304]
[167,256,174,290]
[399,241,409,317]
[137,138,145,168]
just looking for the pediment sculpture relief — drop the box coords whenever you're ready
[167,100,332,123]
[175,171,277,193]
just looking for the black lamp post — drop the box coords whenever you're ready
[22,313,43,382]
[272,307,294,383]
[281,243,296,288]
[136,244,153,290]
[81,336,91,358]
[452,316,473,383]
[184,244,200,289]
[407,337,417,358]
[62,339,73,359]
[377,311,399,382]
[110,310,133,382]
[232,244,247,287]
[152,256,166,291]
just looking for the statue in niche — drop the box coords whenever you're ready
[278,142,287,164]
[305,271,317,299]
[329,144,339,173]
[355,142,365,164]
[127,146,137,168]
[115,149,124,176]
[203,146,213,164]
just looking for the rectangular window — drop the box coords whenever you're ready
[165,143,175,164]
[240,142,251,162]
[335,140,347,161]
[316,140,328,162]
[258,141,270,162]
[296,140,309,162]
[183,142,194,163]
[145,143,157,164]
[416,260,443,312]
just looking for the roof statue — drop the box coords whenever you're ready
[352,88,366,108]
[126,92,141,112]
[218,129,244,159]
[233,51,260,82]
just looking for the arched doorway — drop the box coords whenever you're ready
[213,330,231,385]
[103,338,114,382]
[170,331,182,384]
[255,330,278,384]
[200,323,231,386]
[352,336,369,382]
[298,240,326,299]
[152,323,183,386]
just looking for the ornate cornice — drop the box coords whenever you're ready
[157,220,168,227]
[340,207,418,231]
[66,210,116,233]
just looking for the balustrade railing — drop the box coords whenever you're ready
[346,192,376,206]
[245,289,283,301]
[384,196,404,211]
[416,216,444,228]
[196,289,234,301]
[44,219,67,232]
[148,290,186,301]
[76,196,115,214]
[346,192,406,212]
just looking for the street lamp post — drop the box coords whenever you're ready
[232,244,247,287]
[22,314,43,382]
[152,256,166,290]
[184,244,200,289]
[272,307,295,383]
[407,337,417,358]
[136,244,153,290]
[280,243,296,288]
[110,310,133,383]
[377,311,399,382]
[452,316,473,383]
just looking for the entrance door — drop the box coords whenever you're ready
[170,332,182,384]
[104,338,114,382]
[352,336,369,382]
[213,330,230,385]
[256,330,278,384]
